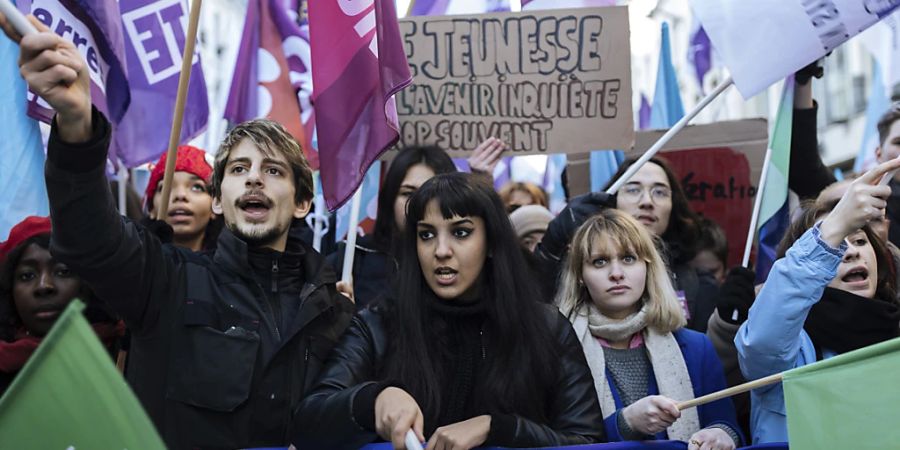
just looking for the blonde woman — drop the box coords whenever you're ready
[557,209,741,450]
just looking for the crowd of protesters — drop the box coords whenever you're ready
[2,11,900,450]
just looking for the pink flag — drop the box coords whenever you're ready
[308,0,411,211]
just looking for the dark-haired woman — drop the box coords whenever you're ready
[327,146,456,308]
[736,161,900,443]
[0,216,123,394]
[297,173,604,449]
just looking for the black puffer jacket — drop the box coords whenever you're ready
[44,109,355,449]
[295,303,605,449]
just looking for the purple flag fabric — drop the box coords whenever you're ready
[309,0,412,211]
[638,93,651,130]
[409,0,450,15]
[115,0,209,167]
[17,0,131,124]
[688,24,712,90]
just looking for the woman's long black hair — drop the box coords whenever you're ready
[382,172,558,422]
[372,146,457,253]
[604,156,702,263]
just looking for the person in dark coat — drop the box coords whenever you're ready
[0,216,123,395]
[327,145,456,309]
[3,18,354,449]
[297,173,605,449]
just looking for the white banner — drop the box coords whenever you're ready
[690,0,900,98]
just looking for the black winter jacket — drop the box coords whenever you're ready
[44,110,354,449]
[294,304,605,449]
[326,235,395,309]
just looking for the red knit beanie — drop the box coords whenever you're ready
[143,145,213,210]
[0,216,52,264]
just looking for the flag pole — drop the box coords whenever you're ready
[156,0,203,219]
[677,372,783,411]
[118,164,128,216]
[341,185,363,284]
[0,0,37,36]
[606,75,734,195]
[741,144,774,267]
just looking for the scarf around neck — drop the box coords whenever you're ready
[575,304,700,441]
[805,287,900,355]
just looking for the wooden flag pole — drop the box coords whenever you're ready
[677,372,783,411]
[156,0,203,219]
[605,75,734,195]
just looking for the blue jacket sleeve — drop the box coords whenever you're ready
[735,227,843,383]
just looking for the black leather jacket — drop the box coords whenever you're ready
[294,303,605,449]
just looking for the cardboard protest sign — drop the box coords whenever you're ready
[395,6,634,157]
[691,0,899,98]
[568,119,768,267]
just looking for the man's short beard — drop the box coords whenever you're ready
[228,222,284,248]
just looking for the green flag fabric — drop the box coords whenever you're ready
[783,336,900,450]
[0,300,164,449]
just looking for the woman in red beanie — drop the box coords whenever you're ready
[144,145,220,252]
[0,216,123,394]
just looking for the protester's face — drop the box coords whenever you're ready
[520,230,545,252]
[152,171,214,245]
[582,236,647,320]
[416,200,487,302]
[876,120,900,181]
[394,164,436,233]
[12,244,82,337]
[690,249,726,285]
[213,140,311,251]
[615,162,673,237]
[827,230,878,299]
[507,189,535,213]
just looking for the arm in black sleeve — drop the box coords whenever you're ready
[487,312,605,447]
[293,312,387,449]
[45,108,173,334]
[789,103,836,200]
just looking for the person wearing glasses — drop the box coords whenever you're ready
[536,156,719,333]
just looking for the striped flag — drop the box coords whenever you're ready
[334,162,381,243]
[755,77,795,282]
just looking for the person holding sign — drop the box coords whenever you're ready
[556,209,741,450]
[0,13,355,448]
[297,173,604,449]
[735,159,900,444]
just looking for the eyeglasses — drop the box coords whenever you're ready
[619,185,672,202]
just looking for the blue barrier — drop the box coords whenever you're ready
[249,442,788,450]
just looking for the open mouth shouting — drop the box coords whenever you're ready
[236,192,273,222]
[840,265,870,289]
[167,208,195,223]
[434,266,459,286]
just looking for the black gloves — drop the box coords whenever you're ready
[539,192,616,259]
[795,59,825,85]
[716,266,756,325]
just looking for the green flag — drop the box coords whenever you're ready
[783,336,900,450]
[0,300,164,449]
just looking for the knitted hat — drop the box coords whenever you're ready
[0,216,51,263]
[509,205,553,239]
[143,145,213,210]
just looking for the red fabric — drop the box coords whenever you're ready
[0,216,51,263]
[143,145,213,209]
[0,321,125,373]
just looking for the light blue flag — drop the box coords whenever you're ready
[590,150,625,193]
[335,162,381,243]
[854,60,890,173]
[0,12,49,239]
[649,22,685,129]
[543,154,568,214]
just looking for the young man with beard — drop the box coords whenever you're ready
[0,15,354,449]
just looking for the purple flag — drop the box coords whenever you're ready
[638,93,651,130]
[309,0,412,211]
[115,0,209,167]
[225,0,317,168]
[17,0,131,124]
[688,24,712,90]
[409,0,450,15]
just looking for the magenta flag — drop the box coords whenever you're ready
[308,0,411,211]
